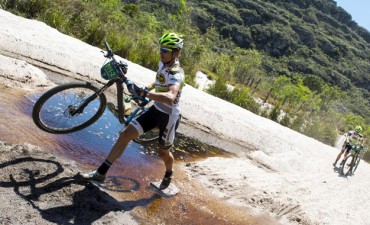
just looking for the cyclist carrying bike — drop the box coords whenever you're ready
[333,125,364,167]
[81,32,185,189]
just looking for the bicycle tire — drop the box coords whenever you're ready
[341,154,354,176]
[132,110,160,143]
[352,155,361,173]
[32,82,107,134]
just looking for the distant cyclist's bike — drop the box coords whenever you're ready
[341,143,365,176]
[32,42,158,142]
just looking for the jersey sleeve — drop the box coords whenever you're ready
[168,72,183,86]
[168,64,184,86]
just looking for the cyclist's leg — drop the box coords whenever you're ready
[156,112,181,189]
[81,109,158,182]
[105,124,140,163]
[334,142,348,165]
[132,106,158,136]
[340,146,351,165]
[157,145,174,190]
[105,108,158,164]
[334,149,344,166]
[81,124,140,182]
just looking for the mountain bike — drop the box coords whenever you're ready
[341,143,365,176]
[32,42,159,142]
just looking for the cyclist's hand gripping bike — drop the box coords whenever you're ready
[32,42,158,142]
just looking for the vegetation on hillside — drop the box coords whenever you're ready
[1,0,369,152]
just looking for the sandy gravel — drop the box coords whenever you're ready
[1,9,370,225]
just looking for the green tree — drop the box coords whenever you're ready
[319,85,344,112]
[232,49,262,85]
[342,114,365,131]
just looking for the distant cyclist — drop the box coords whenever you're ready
[81,32,185,189]
[333,125,364,167]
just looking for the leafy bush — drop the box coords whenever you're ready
[280,114,292,127]
[207,77,229,100]
[291,112,305,132]
[229,87,260,114]
[304,121,337,146]
[2,0,47,18]
[269,104,281,122]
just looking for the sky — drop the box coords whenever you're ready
[334,0,370,31]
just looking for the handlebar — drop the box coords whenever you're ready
[102,41,128,76]
[132,94,151,106]
[102,41,149,105]
[123,79,150,106]
[104,42,114,58]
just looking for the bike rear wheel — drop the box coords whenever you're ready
[135,129,160,143]
[32,82,107,134]
[341,155,354,176]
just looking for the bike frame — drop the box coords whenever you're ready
[72,42,150,126]
[75,77,149,126]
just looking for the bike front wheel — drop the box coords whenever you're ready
[341,155,354,176]
[32,82,107,134]
[352,155,361,173]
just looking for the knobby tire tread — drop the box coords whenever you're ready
[341,155,354,176]
[352,155,361,173]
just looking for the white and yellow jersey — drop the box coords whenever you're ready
[153,60,185,115]
[346,130,363,145]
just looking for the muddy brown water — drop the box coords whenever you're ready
[0,82,277,225]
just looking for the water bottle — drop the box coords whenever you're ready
[124,96,132,116]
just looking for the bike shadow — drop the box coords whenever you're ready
[0,157,160,224]
[333,165,353,178]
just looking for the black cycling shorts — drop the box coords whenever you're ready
[131,106,180,148]
[342,142,353,154]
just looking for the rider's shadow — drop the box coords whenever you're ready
[31,177,159,225]
[1,157,160,225]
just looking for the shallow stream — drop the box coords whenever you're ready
[18,88,264,224]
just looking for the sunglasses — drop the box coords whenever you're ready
[160,47,173,53]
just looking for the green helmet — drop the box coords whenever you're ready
[158,33,183,49]
[355,125,363,132]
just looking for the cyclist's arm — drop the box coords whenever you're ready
[147,83,155,91]
[146,84,179,106]
[345,133,349,143]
